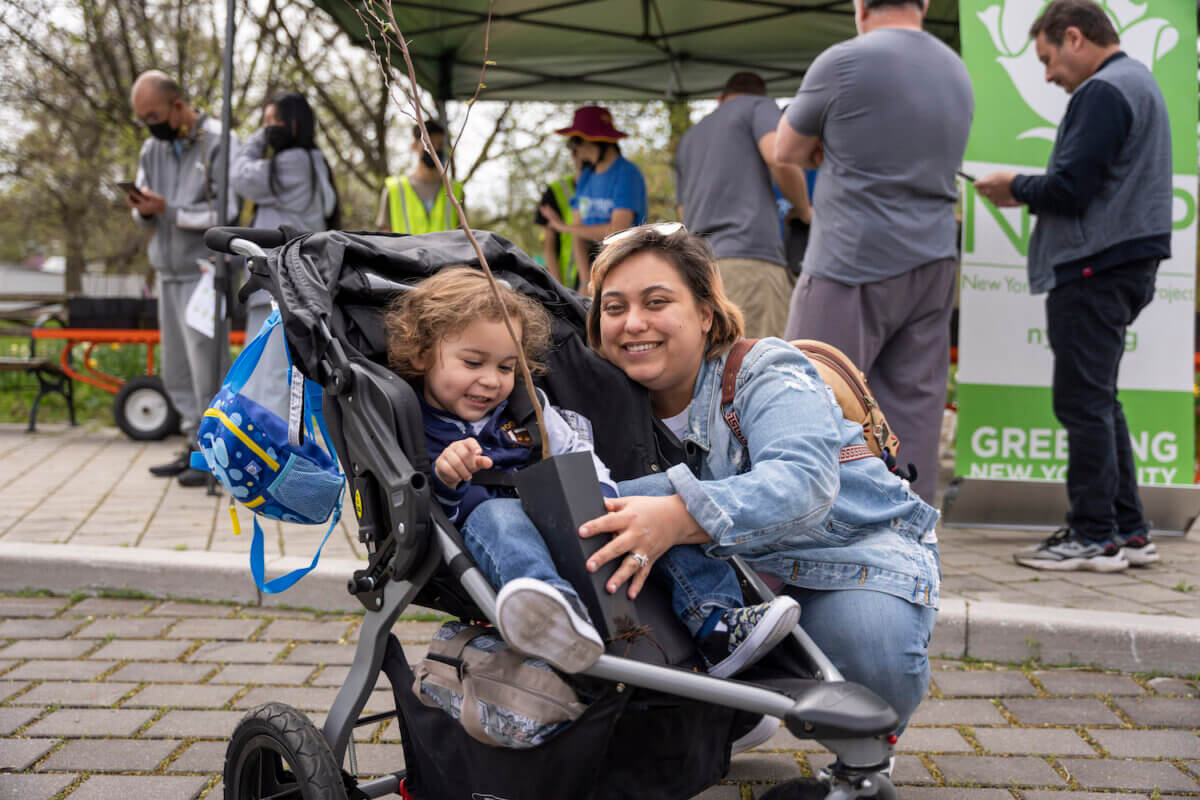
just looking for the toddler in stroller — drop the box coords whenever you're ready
[384,267,800,677]
[209,225,902,800]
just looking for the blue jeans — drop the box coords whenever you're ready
[460,498,744,635]
[618,473,934,731]
[785,587,935,733]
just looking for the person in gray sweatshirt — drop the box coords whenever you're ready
[128,71,240,487]
[232,91,340,336]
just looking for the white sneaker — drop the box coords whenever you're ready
[731,714,780,755]
[495,578,604,674]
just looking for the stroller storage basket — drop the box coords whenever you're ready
[385,635,739,800]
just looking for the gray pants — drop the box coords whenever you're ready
[159,275,230,442]
[784,258,956,503]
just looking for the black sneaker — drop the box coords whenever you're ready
[1013,528,1129,572]
[176,467,211,488]
[149,449,192,477]
[1116,529,1160,566]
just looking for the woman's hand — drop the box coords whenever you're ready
[434,438,493,488]
[579,494,707,599]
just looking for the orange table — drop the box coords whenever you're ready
[32,328,246,394]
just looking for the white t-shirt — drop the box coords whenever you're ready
[661,405,691,441]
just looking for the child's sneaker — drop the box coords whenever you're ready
[1013,528,1128,572]
[699,597,801,679]
[1116,529,1160,566]
[495,578,604,674]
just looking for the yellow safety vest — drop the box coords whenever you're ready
[385,175,464,234]
[548,176,576,287]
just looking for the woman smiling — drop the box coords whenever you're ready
[579,224,941,731]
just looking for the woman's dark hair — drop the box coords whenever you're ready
[1028,0,1119,46]
[266,91,342,229]
[587,226,744,360]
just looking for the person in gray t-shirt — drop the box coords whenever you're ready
[675,72,811,338]
[775,0,973,502]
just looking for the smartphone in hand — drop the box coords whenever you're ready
[115,180,145,199]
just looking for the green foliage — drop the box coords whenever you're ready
[0,333,158,425]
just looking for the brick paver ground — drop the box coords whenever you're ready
[0,592,1197,799]
[5,424,1200,619]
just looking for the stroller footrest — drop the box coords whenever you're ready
[783,681,898,739]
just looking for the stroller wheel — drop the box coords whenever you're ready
[225,702,348,800]
[759,773,897,800]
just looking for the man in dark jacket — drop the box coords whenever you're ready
[977,0,1172,571]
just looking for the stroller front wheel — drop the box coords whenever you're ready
[225,702,348,800]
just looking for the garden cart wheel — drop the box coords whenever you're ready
[225,702,348,800]
[112,376,179,440]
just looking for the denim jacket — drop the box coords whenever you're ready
[659,338,941,609]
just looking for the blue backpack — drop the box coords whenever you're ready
[191,309,345,593]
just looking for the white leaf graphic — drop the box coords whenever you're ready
[1105,0,1148,29]
[1121,17,1179,68]
[980,0,1178,143]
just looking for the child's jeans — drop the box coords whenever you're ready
[460,498,744,635]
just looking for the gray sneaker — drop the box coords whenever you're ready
[1014,528,1129,572]
[1116,529,1160,566]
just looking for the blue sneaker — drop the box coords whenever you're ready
[1013,528,1129,572]
[1116,529,1159,566]
[698,597,801,679]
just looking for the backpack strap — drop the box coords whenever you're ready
[720,339,759,449]
[250,381,346,594]
[719,338,874,465]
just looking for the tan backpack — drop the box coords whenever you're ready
[721,338,910,477]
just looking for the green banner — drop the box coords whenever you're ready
[956,385,1195,484]
[956,0,1197,486]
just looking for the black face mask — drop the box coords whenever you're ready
[580,159,596,171]
[265,125,294,152]
[147,120,179,141]
[420,150,446,169]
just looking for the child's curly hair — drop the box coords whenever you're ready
[385,267,553,377]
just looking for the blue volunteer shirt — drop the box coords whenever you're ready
[571,155,647,227]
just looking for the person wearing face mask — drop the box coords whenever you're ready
[231,91,341,336]
[128,70,240,487]
[538,106,647,292]
[375,121,465,234]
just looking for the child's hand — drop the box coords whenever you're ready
[434,438,494,489]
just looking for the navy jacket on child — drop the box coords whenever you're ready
[422,392,618,524]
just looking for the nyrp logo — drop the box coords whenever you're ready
[977,0,1179,141]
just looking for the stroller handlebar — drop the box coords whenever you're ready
[205,226,287,256]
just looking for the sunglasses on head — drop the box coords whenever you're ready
[601,222,686,247]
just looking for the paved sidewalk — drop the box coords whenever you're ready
[3,424,1198,617]
[0,594,1198,800]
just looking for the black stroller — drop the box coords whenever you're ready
[205,225,902,800]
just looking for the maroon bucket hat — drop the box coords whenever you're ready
[554,106,628,142]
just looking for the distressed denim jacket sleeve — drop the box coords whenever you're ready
[665,342,843,557]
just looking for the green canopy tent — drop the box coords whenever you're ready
[308,0,961,101]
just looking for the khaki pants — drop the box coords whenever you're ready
[716,257,794,340]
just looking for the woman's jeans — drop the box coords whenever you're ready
[460,498,744,635]
[617,474,935,732]
[785,587,935,733]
